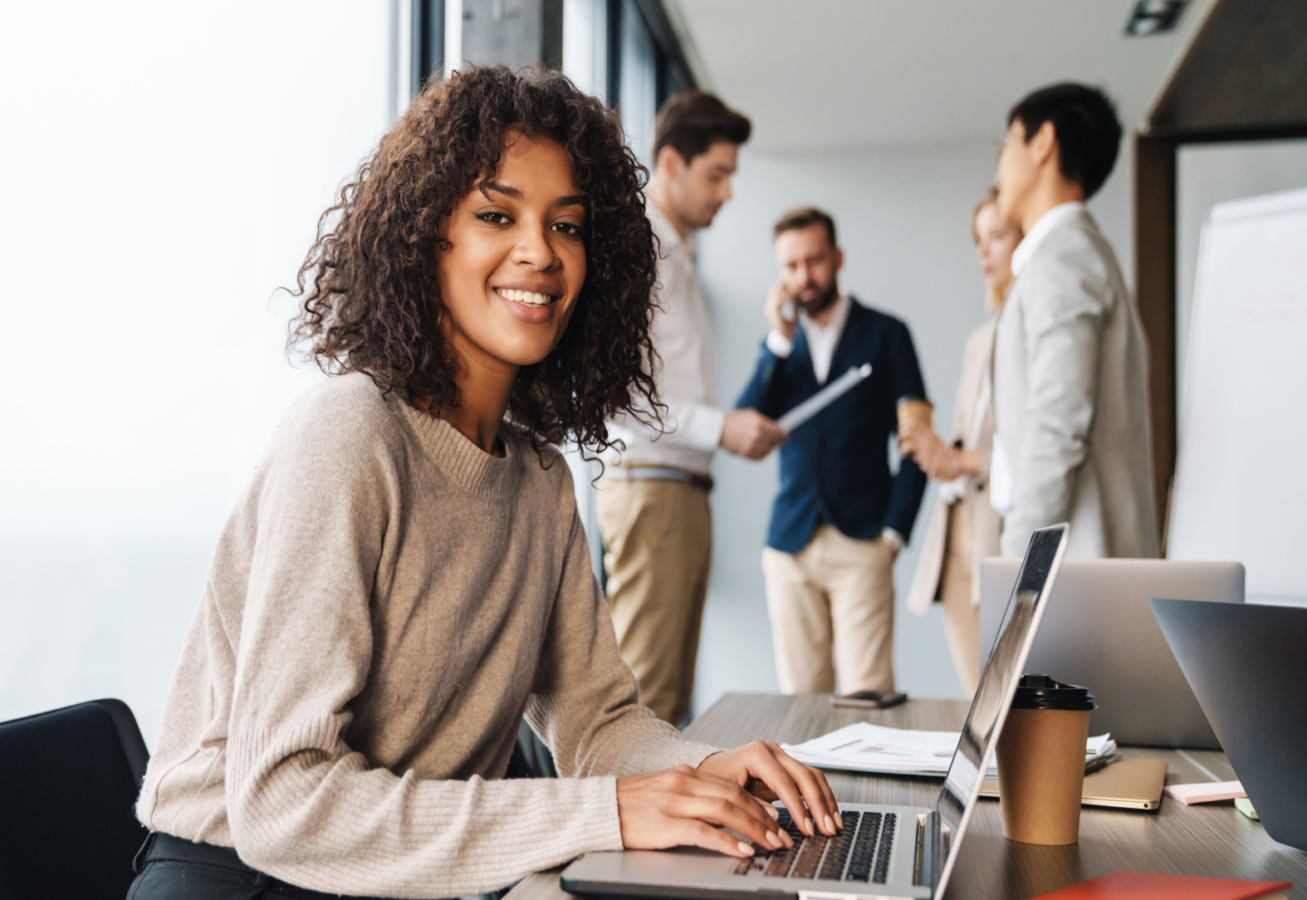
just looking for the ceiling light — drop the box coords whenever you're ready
[1125,0,1188,36]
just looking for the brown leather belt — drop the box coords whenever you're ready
[603,465,714,493]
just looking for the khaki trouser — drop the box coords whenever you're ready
[596,478,712,725]
[762,525,896,695]
[939,502,981,697]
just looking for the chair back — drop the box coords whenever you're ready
[0,699,149,900]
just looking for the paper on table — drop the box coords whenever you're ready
[1163,780,1247,806]
[777,363,872,432]
[782,721,1116,778]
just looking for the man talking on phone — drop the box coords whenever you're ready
[736,207,928,699]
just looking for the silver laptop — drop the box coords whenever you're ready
[979,558,1244,749]
[561,524,1070,900]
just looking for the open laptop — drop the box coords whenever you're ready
[979,558,1244,749]
[561,523,1070,900]
[1151,597,1307,852]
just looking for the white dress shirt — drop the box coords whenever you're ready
[764,292,852,384]
[604,204,724,476]
[764,293,903,552]
[990,201,1086,518]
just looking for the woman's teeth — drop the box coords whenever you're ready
[497,288,553,306]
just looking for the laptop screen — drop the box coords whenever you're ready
[933,524,1068,889]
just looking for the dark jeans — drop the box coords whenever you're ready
[127,832,405,900]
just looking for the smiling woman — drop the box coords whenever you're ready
[290,66,660,457]
[127,67,839,900]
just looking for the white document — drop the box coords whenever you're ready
[777,363,872,433]
[782,722,1116,778]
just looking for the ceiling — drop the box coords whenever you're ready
[664,0,1218,153]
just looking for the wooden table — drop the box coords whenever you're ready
[507,693,1307,900]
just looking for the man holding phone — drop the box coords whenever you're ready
[737,207,928,699]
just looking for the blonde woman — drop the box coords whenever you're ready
[900,190,1021,696]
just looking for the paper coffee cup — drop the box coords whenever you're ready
[896,396,933,430]
[995,674,1095,845]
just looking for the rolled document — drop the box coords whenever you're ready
[778,363,872,433]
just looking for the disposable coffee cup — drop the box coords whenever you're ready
[995,674,1095,845]
[896,396,933,431]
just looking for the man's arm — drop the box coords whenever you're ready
[883,321,929,545]
[999,256,1107,556]
[734,338,788,419]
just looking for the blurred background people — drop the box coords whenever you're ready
[736,208,928,697]
[599,91,784,726]
[901,189,1020,696]
[990,83,1159,559]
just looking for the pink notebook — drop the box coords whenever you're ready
[1032,871,1291,899]
[1163,780,1247,805]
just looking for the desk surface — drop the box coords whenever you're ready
[507,693,1307,900]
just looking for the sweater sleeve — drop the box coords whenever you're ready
[222,413,653,899]
[525,490,720,777]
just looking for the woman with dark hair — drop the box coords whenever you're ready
[128,67,838,900]
[901,189,1021,697]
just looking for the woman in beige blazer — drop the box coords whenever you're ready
[900,190,1020,696]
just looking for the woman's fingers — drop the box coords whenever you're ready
[674,793,785,851]
[617,766,796,857]
[741,744,815,836]
[770,744,841,834]
[683,820,757,858]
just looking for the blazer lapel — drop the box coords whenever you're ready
[792,324,819,387]
[825,298,865,385]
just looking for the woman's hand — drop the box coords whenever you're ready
[698,741,842,837]
[617,765,794,858]
[897,419,944,465]
[899,423,981,483]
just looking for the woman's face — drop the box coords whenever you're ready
[973,201,1020,293]
[436,131,587,372]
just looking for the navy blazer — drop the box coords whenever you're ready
[736,298,929,554]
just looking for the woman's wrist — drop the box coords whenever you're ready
[955,447,982,475]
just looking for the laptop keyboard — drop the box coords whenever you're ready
[733,809,897,884]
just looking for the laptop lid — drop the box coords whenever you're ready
[1151,597,1307,852]
[931,524,1069,895]
[978,559,1244,748]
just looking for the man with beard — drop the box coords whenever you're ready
[736,207,928,697]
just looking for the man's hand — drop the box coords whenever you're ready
[616,765,792,858]
[699,741,842,837]
[764,281,798,342]
[721,409,787,460]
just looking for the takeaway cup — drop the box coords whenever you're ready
[995,674,1095,845]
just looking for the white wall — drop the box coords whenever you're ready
[1175,139,1307,409]
[0,2,395,745]
[691,141,1133,712]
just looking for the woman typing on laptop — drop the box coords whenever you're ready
[127,68,837,900]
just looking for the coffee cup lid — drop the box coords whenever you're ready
[1011,674,1095,711]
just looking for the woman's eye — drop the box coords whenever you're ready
[476,212,510,225]
[552,221,583,237]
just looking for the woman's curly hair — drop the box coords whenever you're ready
[289,66,661,455]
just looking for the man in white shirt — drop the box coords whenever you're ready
[737,208,929,696]
[990,83,1159,559]
[599,91,785,725]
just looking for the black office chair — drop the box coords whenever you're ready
[0,699,150,900]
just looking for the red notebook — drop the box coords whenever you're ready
[1032,871,1292,899]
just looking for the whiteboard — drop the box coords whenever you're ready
[1168,187,1307,600]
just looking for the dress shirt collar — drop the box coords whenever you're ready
[1011,201,1086,276]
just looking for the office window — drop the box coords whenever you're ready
[0,2,396,743]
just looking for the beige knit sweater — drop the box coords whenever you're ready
[136,374,718,898]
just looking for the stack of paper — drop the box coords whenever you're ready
[782,722,1117,778]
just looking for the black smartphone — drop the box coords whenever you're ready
[830,691,908,710]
